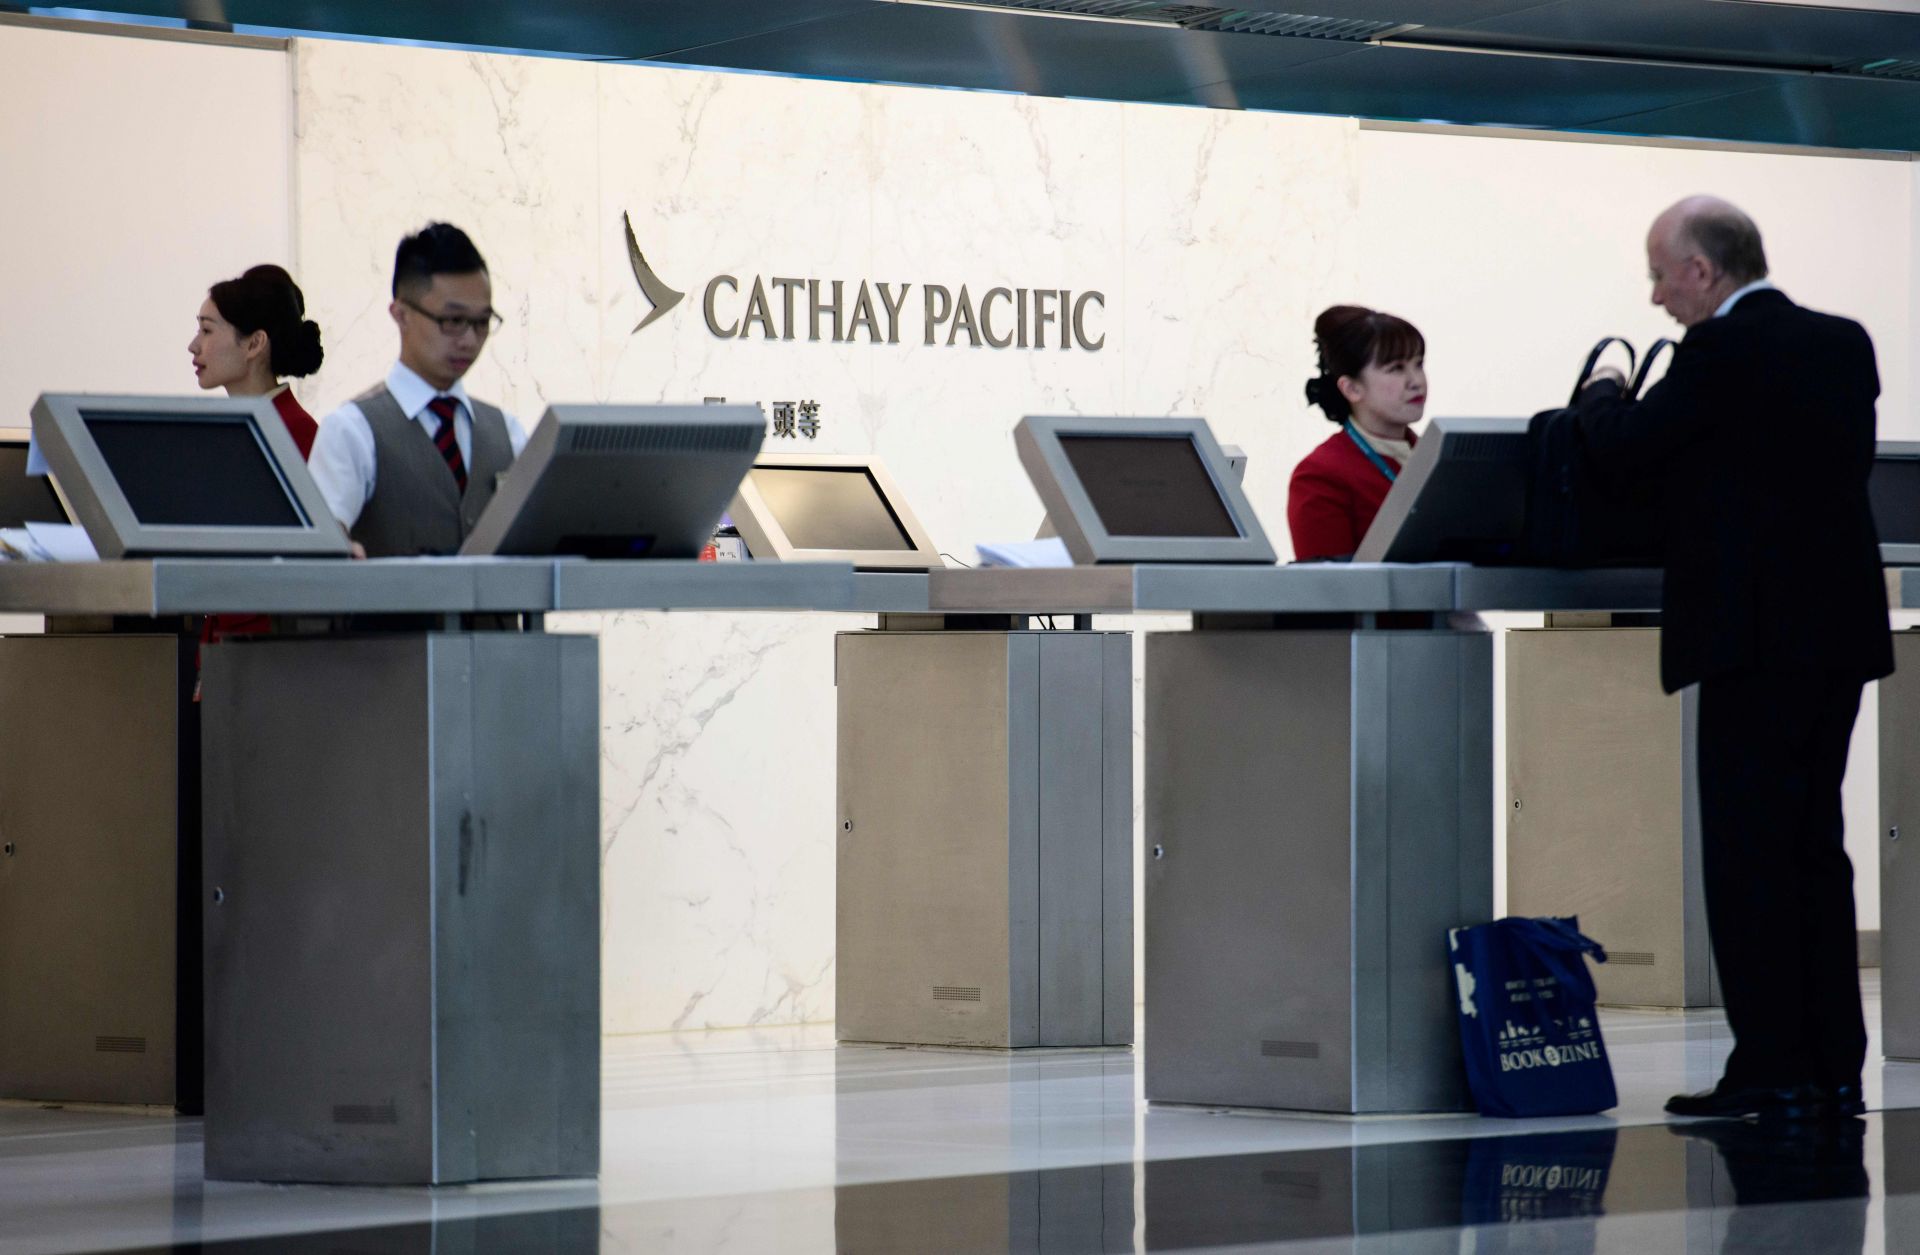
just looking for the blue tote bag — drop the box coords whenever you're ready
[1448,916,1617,1118]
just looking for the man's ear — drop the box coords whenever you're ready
[389,299,406,330]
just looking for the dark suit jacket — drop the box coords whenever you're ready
[1578,288,1893,694]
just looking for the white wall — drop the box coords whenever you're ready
[0,24,291,430]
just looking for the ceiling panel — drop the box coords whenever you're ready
[1577,71,1920,149]
[1420,0,1920,67]
[28,1,1920,151]
[1214,43,1799,133]
[69,0,883,60]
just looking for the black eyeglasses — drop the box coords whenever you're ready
[400,297,503,339]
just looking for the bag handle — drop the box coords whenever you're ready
[1569,337,1637,406]
[1629,337,1676,398]
[1506,917,1609,1009]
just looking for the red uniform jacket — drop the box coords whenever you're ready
[1286,426,1415,561]
[204,389,319,652]
[270,386,318,459]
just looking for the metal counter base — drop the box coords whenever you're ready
[0,633,198,1109]
[835,629,1132,1049]
[1143,625,1492,1115]
[1506,626,1719,1010]
[200,632,600,1185]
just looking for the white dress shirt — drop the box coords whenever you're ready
[308,361,529,529]
[1713,279,1778,320]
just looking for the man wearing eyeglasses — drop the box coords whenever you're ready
[309,222,528,556]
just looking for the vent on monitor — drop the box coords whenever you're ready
[1609,950,1657,966]
[1260,1038,1321,1059]
[933,985,984,1002]
[332,1102,400,1125]
[1444,433,1524,461]
[564,424,761,454]
[94,1035,147,1054]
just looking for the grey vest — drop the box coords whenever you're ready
[349,384,514,557]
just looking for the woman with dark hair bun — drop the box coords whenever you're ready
[1286,303,1427,561]
[189,263,324,457]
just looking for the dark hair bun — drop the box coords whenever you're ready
[1306,303,1424,424]
[280,318,325,378]
[209,264,324,379]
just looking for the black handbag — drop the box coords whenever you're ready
[1523,337,1673,568]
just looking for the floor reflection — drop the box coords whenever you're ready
[77,1110,1918,1253]
[829,1118,1888,1254]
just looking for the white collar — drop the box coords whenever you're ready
[385,361,471,420]
[1713,279,1778,320]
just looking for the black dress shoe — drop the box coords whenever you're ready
[1666,1081,1863,1121]
[1815,1082,1867,1118]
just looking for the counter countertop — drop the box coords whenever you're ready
[0,558,858,617]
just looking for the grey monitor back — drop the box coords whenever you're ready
[1016,418,1274,564]
[1037,444,1245,540]
[1874,441,1920,566]
[0,429,70,528]
[29,393,348,559]
[1352,418,1530,565]
[728,453,941,571]
[460,404,764,558]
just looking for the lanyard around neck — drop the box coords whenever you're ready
[1344,421,1398,484]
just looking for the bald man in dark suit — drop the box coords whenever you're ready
[1579,196,1892,1121]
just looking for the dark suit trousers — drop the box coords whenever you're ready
[1697,666,1867,1089]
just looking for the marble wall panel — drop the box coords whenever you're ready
[292,38,603,422]
[1119,106,1361,540]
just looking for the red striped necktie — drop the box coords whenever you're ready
[426,395,468,494]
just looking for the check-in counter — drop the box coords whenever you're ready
[1485,572,1717,1010]
[835,619,1133,1050]
[0,557,858,1185]
[1505,618,1717,1009]
[0,627,198,1109]
[933,563,1484,1115]
[832,567,1134,1051]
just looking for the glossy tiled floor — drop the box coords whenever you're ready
[5,975,1919,1253]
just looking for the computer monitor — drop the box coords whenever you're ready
[460,404,764,558]
[29,394,348,559]
[0,428,70,528]
[1353,417,1530,564]
[728,453,941,571]
[1874,441,1920,566]
[1036,444,1245,541]
[1015,417,1274,564]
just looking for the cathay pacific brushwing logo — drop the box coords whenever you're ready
[625,211,685,335]
[621,210,1107,350]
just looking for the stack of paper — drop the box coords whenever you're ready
[975,537,1072,569]
[0,522,98,562]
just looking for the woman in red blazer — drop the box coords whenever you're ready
[1287,305,1427,561]
[189,264,327,652]
[189,263,324,456]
